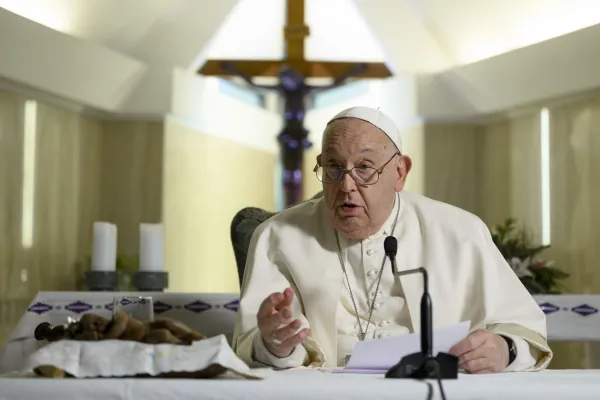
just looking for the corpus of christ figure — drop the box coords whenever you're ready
[198,0,393,208]
[221,62,368,206]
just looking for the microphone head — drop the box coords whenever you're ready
[384,236,398,257]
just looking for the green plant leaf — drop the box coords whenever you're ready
[491,217,568,294]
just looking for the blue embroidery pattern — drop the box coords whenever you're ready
[571,304,598,317]
[184,300,212,313]
[28,302,52,315]
[153,301,173,314]
[538,302,560,315]
[224,299,239,312]
[65,301,93,314]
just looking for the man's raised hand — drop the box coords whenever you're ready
[257,288,309,358]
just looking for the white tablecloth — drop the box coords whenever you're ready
[0,291,238,374]
[1,369,599,400]
[533,295,600,341]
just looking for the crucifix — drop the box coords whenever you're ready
[198,0,392,207]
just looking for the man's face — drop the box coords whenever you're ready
[317,118,411,240]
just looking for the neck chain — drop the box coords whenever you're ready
[334,194,401,341]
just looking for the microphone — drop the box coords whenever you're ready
[383,236,398,275]
[385,266,459,382]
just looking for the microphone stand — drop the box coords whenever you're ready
[385,267,459,380]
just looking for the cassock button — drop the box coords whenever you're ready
[373,303,381,309]
[366,249,375,256]
[367,270,377,278]
[378,320,389,327]
[378,332,391,339]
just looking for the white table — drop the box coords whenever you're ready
[1,369,599,400]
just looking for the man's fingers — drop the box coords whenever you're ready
[457,346,486,365]
[452,332,508,374]
[459,357,490,373]
[274,288,295,311]
[458,338,505,373]
[449,330,487,356]
[278,328,309,349]
[449,339,473,357]
[257,292,284,319]
[271,319,302,343]
[258,289,294,317]
[261,307,293,332]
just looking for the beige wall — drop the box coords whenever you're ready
[0,90,163,347]
[478,120,511,227]
[0,90,102,345]
[420,114,546,235]
[421,114,543,235]
[546,94,600,295]
[163,119,277,294]
[99,120,164,254]
[422,124,482,215]
[401,124,426,195]
[544,93,600,369]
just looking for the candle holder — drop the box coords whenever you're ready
[133,270,168,292]
[85,270,118,291]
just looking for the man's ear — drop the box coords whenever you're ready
[401,156,412,175]
[395,155,412,191]
[316,153,322,165]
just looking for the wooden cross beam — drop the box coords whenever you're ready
[198,0,392,79]
[198,0,392,207]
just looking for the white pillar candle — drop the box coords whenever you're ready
[91,222,117,271]
[139,223,164,272]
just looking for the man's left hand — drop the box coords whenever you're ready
[449,330,509,374]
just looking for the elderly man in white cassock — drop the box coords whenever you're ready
[232,106,552,373]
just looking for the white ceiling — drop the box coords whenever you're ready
[1,0,600,73]
[0,0,237,70]
[399,0,600,64]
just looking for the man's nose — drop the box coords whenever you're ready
[339,171,357,192]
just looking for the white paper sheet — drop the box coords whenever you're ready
[22,335,266,379]
[338,320,470,373]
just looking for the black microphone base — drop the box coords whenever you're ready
[385,352,459,380]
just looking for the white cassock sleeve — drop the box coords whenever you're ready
[465,219,553,371]
[503,335,537,372]
[232,221,315,369]
[251,330,307,368]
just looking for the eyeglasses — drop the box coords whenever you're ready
[313,152,401,185]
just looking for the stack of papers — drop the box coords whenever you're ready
[336,321,470,374]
